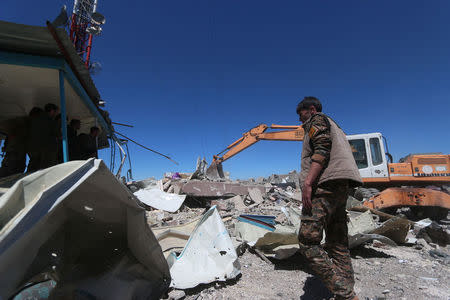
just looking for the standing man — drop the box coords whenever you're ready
[0,117,27,177]
[67,119,81,160]
[27,104,59,172]
[78,126,100,160]
[297,97,362,300]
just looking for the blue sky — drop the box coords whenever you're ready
[3,1,450,180]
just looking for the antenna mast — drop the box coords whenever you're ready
[69,0,105,68]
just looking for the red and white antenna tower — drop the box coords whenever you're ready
[69,0,105,68]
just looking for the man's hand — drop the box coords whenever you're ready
[302,161,323,215]
[302,182,313,215]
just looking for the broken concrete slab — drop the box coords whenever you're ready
[349,233,397,249]
[417,222,450,246]
[348,210,378,236]
[372,217,411,244]
[249,188,264,204]
[228,195,247,212]
[288,191,302,202]
[235,213,300,260]
[253,231,299,260]
[163,180,172,191]
[414,218,433,231]
[429,249,450,265]
[168,289,186,300]
[211,199,234,211]
[277,206,302,231]
[235,221,272,243]
[404,230,418,245]
[175,181,265,197]
[346,195,362,209]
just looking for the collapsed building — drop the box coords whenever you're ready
[130,159,450,299]
[0,18,449,300]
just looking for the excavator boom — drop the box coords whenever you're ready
[206,124,304,179]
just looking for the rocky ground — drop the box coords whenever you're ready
[165,243,450,300]
[135,171,450,300]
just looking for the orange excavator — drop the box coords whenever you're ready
[206,123,450,218]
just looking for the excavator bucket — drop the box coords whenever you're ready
[206,161,225,180]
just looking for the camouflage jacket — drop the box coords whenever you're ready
[302,113,332,167]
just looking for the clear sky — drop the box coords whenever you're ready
[3,0,450,180]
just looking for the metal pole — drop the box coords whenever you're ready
[59,70,69,162]
[115,140,127,178]
[73,0,79,13]
[85,34,93,67]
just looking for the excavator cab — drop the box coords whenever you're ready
[346,133,389,179]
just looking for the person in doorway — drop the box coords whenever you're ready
[67,119,81,160]
[27,104,59,172]
[0,117,27,177]
[296,96,362,300]
[78,126,99,160]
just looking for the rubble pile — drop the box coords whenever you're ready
[126,166,450,299]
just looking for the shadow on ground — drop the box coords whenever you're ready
[350,245,394,259]
[180,274,242,297]
[299,276,334,300]
[272,252,313,273]
[273,253,333,299]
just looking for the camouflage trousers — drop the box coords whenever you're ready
[298,180,355,300]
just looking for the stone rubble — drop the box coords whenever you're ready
[127,169,450,300]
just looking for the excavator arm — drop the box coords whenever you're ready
[206,124,304,179]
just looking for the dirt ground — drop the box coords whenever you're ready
[165,243,450,300]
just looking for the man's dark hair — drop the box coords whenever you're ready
[90,126,100,134]
[296,96,322,113]
[70,119,81,127]
[44,103,58,113]
[29,107,43,117]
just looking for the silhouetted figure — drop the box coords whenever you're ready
[68,119,81,160]
[27,104,60,172]
[0,117,27,178]
[78,126,99,160]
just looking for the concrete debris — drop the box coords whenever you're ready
[346,195,362,209]
[404,230,418,244]
[348,210,378,236]
[349,233,397,249]
[168,289,186,300]
[248,188,264,204]
[372,217,411,244]
[235,220,272,242]
[126,165,450,298]
[228,195,247,212]
[414,218,433,230]
[163,180,173,191]
[253,231,299,260]
[429,249,450,265]
[416,221,450,246]
[175,180,265,197]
